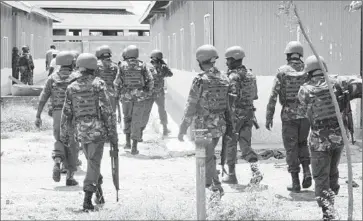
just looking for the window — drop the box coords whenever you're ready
[2,37,9,68]
[180,28,184,70]
[173,33,177,69]
[190,22,196,72]
[204,14,211,44]
[167,35,171,66]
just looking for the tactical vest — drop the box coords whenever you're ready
[202,76,229,114]
[122,65,145,89]
[280,65,306,106]
[310,86,338,129]
[99,65,117,86]
[51,73,74,109]
[71,86,98,120]
[239,73,255,105]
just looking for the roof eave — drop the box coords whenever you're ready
[139,1,169,24]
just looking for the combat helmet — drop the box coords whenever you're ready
[196,44,218,63]
[76,53,98,70]
[56,51,74,66]
[225,46,245,60]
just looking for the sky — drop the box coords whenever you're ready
[129,1,150,15]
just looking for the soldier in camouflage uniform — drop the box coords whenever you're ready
[265,41,312,192]
[221,46,263,185]
[141,50,173,140]
[35,51,79,186]
[12,47,20,84]
[114,45,154,155]
[17,45,34,85]
[298,55,362,221]
[178,44,234,197]
[60,53,118,211]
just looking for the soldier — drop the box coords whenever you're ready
[60,53,118,211]
[114,45,154,155]
[17,45,34,85]
[12,47,20,84]
[265,41,311,192]
[178,44,233,197]
[298,55,362,220]
[35,51,79,186]
[46,45,56,70]
[49,50,60,76]
[221,46,263,185]
[141,50,173,140]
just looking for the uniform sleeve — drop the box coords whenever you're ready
[162,64,173,77]
[297,86,309,116]
[266,73,281,121]
[28,54,34,69]
[179,77,201,134]
[60,88,74,145]
[143,65,154,92]
[253,75,258,100]
[38,78,53,103]
[98,82,118,140]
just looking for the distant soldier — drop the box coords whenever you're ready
[12,47,20,84]
[46,45,56,70]
[60,53,118,211]
[114,45,154,155]
[298,55,362,220]
[141,49,173,139]
[48,50,60,76]
[18,45,34,85]
[35,51,79,186]
[265,41,311,192]
[178,44,234,197]
[221,46,263,185]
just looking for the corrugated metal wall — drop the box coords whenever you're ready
[149,1,361,76]
[1,3,13,69]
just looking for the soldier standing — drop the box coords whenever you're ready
[178,44,233,197]
[265,41,312,192]
[114,45,154,155]
[12,47,20,84]
[35,51,79,186]
[49,50,60,76]
[298,55,362,220]
[221,46,263,185]
[17,45,34,85]
[60,53,118,211]
[46,45,56,71]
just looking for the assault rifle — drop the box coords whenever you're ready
[341,90,355,145]
[252,107,260,129]
[110,142,120,202]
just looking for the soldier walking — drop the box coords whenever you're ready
[17,45,34,85]
[298,55,362,220]
[46,45,56,71]
[265,41,312,192]
[221,46,263,185]
[60,53,118,211]
[114,45,154,155]
[178,44,234,197]
[35,51,79,186]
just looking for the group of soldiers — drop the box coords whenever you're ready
[177,42,361,221]
[35,44,173,211]
[11,45,35,85]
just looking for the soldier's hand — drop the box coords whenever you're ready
[265,119,273,131]
[178,133,184,142]
[35,117,42,128]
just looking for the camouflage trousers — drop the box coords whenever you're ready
[20,69,33,85]
[122,100,147,140]
[311,147,342,207]
[223,120,259,165]
[82,141,104,193]
[282,118,311,173]
[141,92,168,128]
[109,96,116,113]
[12,67,19,85]
[52,110,78,173]
[200,137,222,187]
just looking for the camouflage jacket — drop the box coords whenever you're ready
[114,58,154,102]
[39,68,78,111]
[227,65,257,121]
[18,53,34,70]
[266,61,306,122]
[179,67,235,139]
[148,62,173,98]
[95,60,118,98]
[60,72,117,145]
[298,74,362,151]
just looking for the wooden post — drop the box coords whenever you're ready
[194,129,208,221]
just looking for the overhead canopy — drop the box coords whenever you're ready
[24,1,134,11]
[139,1,170,24]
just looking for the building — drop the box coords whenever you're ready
[1,1,60,95]
[141,1,362,143]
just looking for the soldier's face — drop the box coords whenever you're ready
[151,59,161,68]
[102,58,111,67]
[226,58,234,69]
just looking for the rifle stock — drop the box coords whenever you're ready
[110,142,119,202]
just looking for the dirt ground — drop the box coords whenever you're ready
[1,112,362,220]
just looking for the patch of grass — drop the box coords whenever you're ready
[1,104,52,134]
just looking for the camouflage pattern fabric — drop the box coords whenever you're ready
[266,61,306,122]
[149,62,173,98]
[18,53,34,85]
[122,100,148,140]
[82,141,105,193]
[114,58,154,103]
[12,50,20,83]
[95,61,118,98]
[60,73,117,145]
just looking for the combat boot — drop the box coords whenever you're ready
[287,172,301,192]
[61,162,67,174]
[139,127,145,142]
[302,163,312,188]
[162,124,171,136]
[94,185,105,205]
[124,133,131,149]
[222,164,238,184]
[66,171,79,186]
[131,139,139,155]
[52,157,61,182]
[249,162,263,185]
[83,191,94,211]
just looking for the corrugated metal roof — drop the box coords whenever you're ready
[27,1,133,10]
[53,13,149,30]
[139,1,170,24]
[3,1,61,22]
